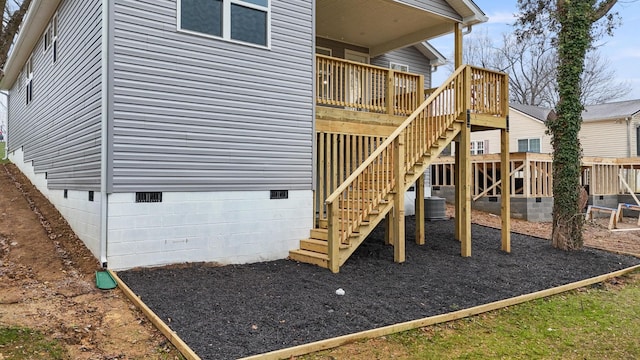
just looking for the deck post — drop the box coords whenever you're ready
[454,140,461,241]
[460,110,472,257]
[386,69,395,115]
[415,174,425,245]
[393,134,406,263]
[501,119,511,253]
[454,23,463,69]
[327,201,339,273]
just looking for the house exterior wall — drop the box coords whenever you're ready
[111,0,314,193]
[7,0,103,191]
[465,108,552,155]
[581,117,639,158]
[106,190,312,269]
[371,46,433,88]
[316,38,369,59]
[508,109,552,153]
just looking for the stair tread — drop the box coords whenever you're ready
[289,249,330,260]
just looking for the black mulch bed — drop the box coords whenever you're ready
[119,218,640,359]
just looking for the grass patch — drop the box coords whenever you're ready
[0,142,7,164]
[0,327,69,359]
[300,271,640,360]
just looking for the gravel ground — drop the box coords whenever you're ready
[119,217,640,359]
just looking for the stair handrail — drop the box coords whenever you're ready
[322,65,471,272]
[325,65,468,206]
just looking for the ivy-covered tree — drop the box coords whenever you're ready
[0,0,32,76]
[516,0,619,250]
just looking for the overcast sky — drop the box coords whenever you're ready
[430,0,640,102]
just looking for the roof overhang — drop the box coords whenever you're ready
[415,42,446,67]
[0,0,62,90]
[317,0,487,57]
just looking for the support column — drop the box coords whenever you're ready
[393,134,406,263]
[454,139,461,241]
[460,111,472,257]
[501,122,511,253]
[415,175,425,245]
[454,23,463,69]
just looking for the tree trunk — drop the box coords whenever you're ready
[549,0,592,250]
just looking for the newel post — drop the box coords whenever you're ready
[327,200,339,273]
[393,133,406,263]
[386,69,395,115]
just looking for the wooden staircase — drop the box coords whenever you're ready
[289,65,506,272]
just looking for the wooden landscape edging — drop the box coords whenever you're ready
[111,265,640,360]
[239,264,640,360]
[108,270,202,360]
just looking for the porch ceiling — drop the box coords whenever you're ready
[316,0,458,57]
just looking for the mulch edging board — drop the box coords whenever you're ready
[118,218,640,360]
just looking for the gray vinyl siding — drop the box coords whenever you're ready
[316,38,369,59]
[397,0,460,20]
[111,0,314,192]
[7,0,102,190]
[371,46,433,88]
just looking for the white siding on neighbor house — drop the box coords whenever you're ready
[111,0,314,193]
[453,108,552,155]
[371,46,433,88]
[580,118,637,158]
[106,190,313,269]
[508,109,552,154]
[7,0,103,190]
[397,0,460,20]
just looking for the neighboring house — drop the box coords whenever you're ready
[580,99,640,158]
[445,102,555,155]
[463,100,640,157]
[0,0,492,270]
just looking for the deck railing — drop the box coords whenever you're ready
[316,55,423,116]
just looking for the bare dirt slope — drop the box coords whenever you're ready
[0,160,638,359]
[0,164,183,359]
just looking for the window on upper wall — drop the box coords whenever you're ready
[24,57,33,105]
[43,13,58,63]
[518,138,541,153]
[390,62,409,72]
[52,13,58,62]
[178,0,270,47]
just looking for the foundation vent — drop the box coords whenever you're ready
[136,192,163,203]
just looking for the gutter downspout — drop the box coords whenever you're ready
[99,0,110,268]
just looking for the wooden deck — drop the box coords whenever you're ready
[290,55,510,272]
[432,153,640,199]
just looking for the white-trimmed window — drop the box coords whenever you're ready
[390,62,409,72]
[25,57,33,105]
[315,46,332,57]
[471,140,486,155]
[43,13,58,62]
[178,0,270,47]
[518,138,541,153]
